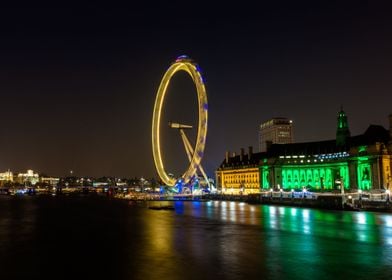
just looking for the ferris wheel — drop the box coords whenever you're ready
[152,55,209,187]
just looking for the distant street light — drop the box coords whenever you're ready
[140,177,146,192]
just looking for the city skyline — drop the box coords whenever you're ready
[1,3,392,178]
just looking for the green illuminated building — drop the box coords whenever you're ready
[217,110,392,192]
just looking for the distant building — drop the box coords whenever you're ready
[16,170,39,185]
[1,169,59,187]
[0,170,13,186]
[40,177,60,187]
[259,117,293,152]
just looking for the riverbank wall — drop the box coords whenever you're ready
[208,194,392,212]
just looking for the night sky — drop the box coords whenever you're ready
[1,2,391,179]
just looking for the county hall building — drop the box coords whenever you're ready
[216,110,392,194]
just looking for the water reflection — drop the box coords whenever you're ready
[1,197,391,279]
[0,196,37,261]
[382,216,392,247]
[168,201,392,279]
[169,201,392,246]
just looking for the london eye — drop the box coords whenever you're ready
[152,55,208,187]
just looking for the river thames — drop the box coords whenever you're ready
[0,195,391,280]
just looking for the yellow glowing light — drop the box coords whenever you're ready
[152,56,208,186]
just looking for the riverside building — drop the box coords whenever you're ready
[215,147,262,195]
[216,110,392,194]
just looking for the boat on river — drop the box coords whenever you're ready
[148,204,175,210]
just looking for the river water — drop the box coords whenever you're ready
[0,195,391,280]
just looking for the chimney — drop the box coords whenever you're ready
[248,146,253,159]
[225,151,230,164]
[266,140,273,151]
[389,114,392,141]
[240,148,244,161]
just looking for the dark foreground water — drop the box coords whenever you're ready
[0,195,391,280]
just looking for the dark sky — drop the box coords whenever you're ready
[0,2,391,179]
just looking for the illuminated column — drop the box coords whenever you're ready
[349,161,357,190]
[381,156,391,189]
[374,157,381,190]
[371,160,379,190]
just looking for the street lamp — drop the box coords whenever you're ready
[335,177,345,207]
[270,188,273,198]
[386,189,390,203]
[358,189,363,208]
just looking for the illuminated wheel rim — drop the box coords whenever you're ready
[152,56,208,187]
